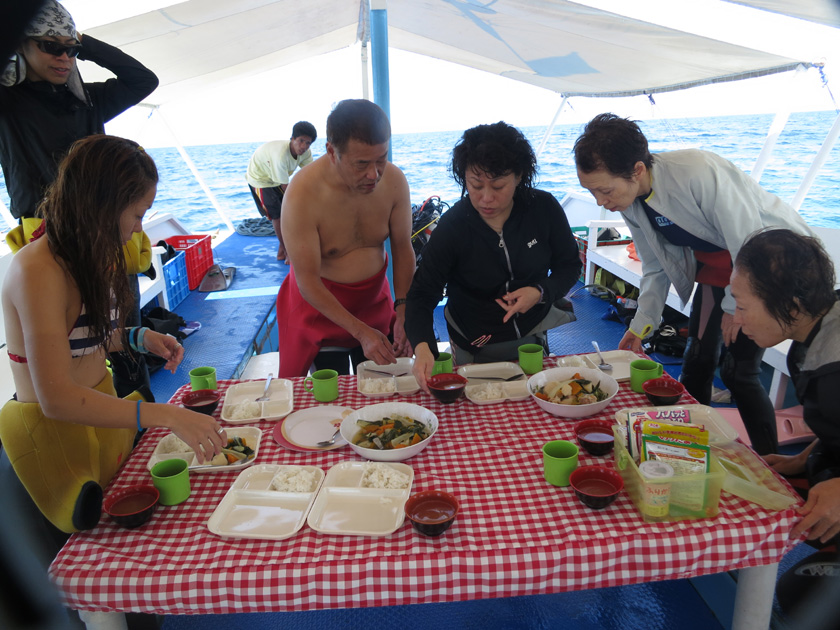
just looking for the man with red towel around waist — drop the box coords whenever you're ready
[276,99,415,377]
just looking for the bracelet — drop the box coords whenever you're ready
[394,298,407,308]
[136,400,143,431]
[127,326,150,354]
[536,285,545,304]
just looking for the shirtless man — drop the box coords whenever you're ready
[275,99,415,377]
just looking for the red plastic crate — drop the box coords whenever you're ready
[165,234,214,290]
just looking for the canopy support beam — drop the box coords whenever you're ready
[750,64,809,182]
[790,109,840,211]
[143,104,235,236]
[535,96,569,160]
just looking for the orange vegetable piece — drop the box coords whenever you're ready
[535,392,549,401]
[569,381,582,395]
[410,433,421,445]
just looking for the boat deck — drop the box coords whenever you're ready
[145,233,812,630]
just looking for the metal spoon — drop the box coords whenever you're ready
[365,368,409,377]
[591,341,613,371]
[316,427,342,447]
[255,373,273,402]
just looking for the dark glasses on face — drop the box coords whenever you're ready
[31,39,82,58]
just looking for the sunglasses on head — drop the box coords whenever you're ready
[31,39,82,58]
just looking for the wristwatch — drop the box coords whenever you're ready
[394,298,407,307]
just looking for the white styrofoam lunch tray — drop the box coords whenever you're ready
[220,378,294,423]
[465,380,529,404]
[457,361,525,383]
[357,358,420,397]
[207,464,325,540]
[147,426,262,473]
[306,461,414,536]
[614,404,738,446]
[578,350,639,382]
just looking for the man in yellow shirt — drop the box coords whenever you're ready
[246,121,316,261]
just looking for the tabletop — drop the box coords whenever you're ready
[49,358,801,615]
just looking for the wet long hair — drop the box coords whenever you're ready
[735,228,837,327]
[39,135,158,346]
[574,113,654,178]
[450,121,537,200]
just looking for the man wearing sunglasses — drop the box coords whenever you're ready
[0,0,159,223]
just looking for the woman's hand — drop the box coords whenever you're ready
[618,330,644,353]
[721,312,741,347]
[792,477,840,543]
[412,342,435,393]
[153,404,227,464]
[144,330,184,373]
[496,286,542,323]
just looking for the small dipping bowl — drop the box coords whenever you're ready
[103,484,159,528]
[642,378,686,406]
[574,419,616,456]
[569,466,624,510]
[182,389,221,415]
[405,490,459,536]
[427,373,468,404]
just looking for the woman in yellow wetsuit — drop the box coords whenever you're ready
[0,135,227,549]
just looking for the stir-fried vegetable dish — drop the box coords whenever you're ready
[534,373,608,405]
[213,435,256,465]
[353,414,430,450]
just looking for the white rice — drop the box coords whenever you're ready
[157,434,192,455]
[269,467,317,492]
[227,401,262,420]
[360,462,410,489]
[360,378,396,394]
[470,383,506,401]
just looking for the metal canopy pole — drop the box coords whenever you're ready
[144,104,236,235]
[790,109,840,210]
[535,95,569,160]
[370,0,395,292]
[370,0,391,146]
[750,64,808,182]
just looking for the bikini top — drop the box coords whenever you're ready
[8,303,118,364]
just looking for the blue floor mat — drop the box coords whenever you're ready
[147,232,288,403]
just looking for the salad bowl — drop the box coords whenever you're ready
[528,367,619,419]
[340,402,439,462]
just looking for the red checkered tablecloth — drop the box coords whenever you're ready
[49,362,801,615]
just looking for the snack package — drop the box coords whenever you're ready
[625,409,704,459]
[641,435,711,512]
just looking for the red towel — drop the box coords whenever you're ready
[276,262,396,377]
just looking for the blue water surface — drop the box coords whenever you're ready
[2,111,839,233]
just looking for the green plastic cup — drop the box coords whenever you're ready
[431,352,453,376]
[150,458,191,506]
[542,440,579,487]
[629,359,664,394]
[518,343,544,375]
[303,369,339,402]
[189,366,217,391]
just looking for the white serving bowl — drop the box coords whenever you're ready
[528,367,619,419]
[340,402,438,462]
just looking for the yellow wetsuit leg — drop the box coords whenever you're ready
[0,373,140,533]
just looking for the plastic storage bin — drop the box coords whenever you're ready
[165,234,213,290]
[711,440,799,511]
[613,426,725,522]
[163,251,189,308]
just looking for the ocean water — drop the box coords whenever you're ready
[2,111,839,233]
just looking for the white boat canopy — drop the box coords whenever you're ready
[81,0,815,105]
[727,0,840,30]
